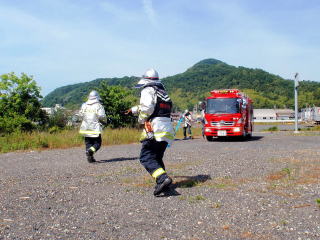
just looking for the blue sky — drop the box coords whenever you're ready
[1,0,320,96]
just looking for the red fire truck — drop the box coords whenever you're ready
[203,89,253,141]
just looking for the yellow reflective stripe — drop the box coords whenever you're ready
[79,130,101,134]
[139,131,147,141]
[139,112,150,119]
[152,168,166,179]
[89,147,96,152]
[154,132,175,140]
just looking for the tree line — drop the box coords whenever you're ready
[0,73,137,134]
[2,58,320,133]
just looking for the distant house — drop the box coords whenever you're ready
[301,108,313,121]
[41,104,65,116]
[275,109,294,120]
[253,109,296,122]
[314,107,320,122]
[41,107,55,115]
[253,109,277,121]
[301,107,320,123]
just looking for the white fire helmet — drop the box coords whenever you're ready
[135,68,160,88]
[88,90,101,100]
[185,109,189,113]
[143,68,159,80]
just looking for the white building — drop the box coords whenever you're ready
[253,109,295,122]
[253,109,277,121]
[301,107,320,123]
[275,109,294,120]
[41,104,65,116]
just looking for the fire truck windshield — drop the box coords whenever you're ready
[206,98,240,114]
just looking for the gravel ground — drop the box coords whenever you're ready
[0,132,319,240]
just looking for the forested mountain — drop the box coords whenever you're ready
[42,76,139,108]
[42,58,320,110]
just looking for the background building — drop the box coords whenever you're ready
[253,109,277,121]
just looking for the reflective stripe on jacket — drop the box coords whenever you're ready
[79,99,106,137]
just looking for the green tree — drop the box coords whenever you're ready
[48,108,71,129]
[0,73,47,134]
[98,83,137,128]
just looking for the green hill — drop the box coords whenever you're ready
[42,76,139,108]
[42,58,320,110]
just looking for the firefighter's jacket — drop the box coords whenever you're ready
[183,112,192,127]
[131,83,175,144]
[79,99,106,137]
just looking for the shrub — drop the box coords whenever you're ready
[0,73,48,134]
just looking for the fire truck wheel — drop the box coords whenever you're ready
[206,136,214,142]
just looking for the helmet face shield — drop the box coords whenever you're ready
[134,78,162,88]
[134,78,149,88]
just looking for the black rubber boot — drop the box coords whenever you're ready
[154,175,172,196]
[86,150,95,163]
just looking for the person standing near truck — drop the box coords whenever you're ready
[183,109,193,139]
[79,90,107,163]
[126,68,174,196]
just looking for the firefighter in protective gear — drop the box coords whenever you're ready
[128,68,174,196]
[79,90,107,163]
[183,109,193,139]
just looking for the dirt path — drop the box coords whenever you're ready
[1,132,319,240]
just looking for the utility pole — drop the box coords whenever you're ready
[294,73,299,133]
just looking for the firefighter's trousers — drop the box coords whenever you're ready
[140,139,168,183]
[85,135,102,153]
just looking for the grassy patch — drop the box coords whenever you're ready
[120,175,154,188]
[174,125,202,139]
[0,128,141,153]
[187,195,206,203]
[173,175,211,188]
[266,167,295,188]
[204,177,238,190]
[179,196,187,201]
[211,202,222,208]
[178,179,201,188]
[316,199,320,208]
[0,125,205,153]
[300,125,320,131]
[0,131,84,153]
[254,122,295,125]
[266,156,320,190]
[288,131,320,136]
[262,126,278,132]
[279,220,288,226]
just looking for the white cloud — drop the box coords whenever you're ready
[0,6,69,45]
[100,1,140,22]
[142,0,157,25]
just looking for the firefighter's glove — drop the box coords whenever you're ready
[124,109,132,115]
